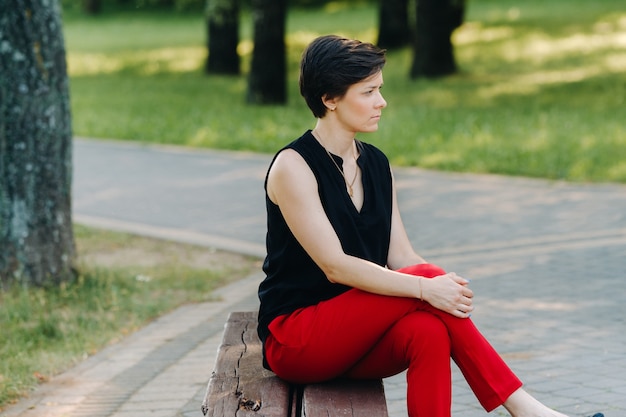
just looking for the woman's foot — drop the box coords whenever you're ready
[503,388,569,417]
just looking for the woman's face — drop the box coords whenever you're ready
[330,71,387,134]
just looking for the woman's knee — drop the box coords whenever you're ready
[395,313,451,358]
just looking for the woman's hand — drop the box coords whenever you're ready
[421,272,474,318]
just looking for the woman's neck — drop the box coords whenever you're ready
[311,123,357,159]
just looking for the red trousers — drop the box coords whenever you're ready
[264,263,523,417]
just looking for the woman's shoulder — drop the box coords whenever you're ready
[278,130,325,168]
[271,147,308,171]
[268,131,315,167]
[273,130,324,170]
[265,131,315,188]
[265,139,318,202]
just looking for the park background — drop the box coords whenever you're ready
[62,0,626,182]
[1,0,625,411]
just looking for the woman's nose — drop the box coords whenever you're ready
[378,93,387,108]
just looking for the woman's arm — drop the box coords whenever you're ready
[267,149,473,317]
[385,172,475,315]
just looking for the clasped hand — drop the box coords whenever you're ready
[422,272,474,318]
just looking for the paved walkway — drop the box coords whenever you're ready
[2,138,625,417]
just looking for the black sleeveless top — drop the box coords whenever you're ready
[257,130,393,345]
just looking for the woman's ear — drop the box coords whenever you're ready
[321,94,337,112]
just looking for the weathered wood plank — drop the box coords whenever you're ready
[236,312,291,417]
[302,379,389,417]
[202,312,293,417]
[203,376,241,417]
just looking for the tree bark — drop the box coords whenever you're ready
[410,0,465,78]
[0,0,76,288]
[205,0,240,75]
[377,0,411,50]
[246,0,287,104]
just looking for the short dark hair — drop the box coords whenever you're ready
[299,35,386,118]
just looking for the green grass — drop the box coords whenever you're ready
[64,1,626,182]
[0,225,257,410]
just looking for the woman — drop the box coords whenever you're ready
[257,35,602,417]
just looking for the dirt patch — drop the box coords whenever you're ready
[80,244,256,270]
[75,227,262,275]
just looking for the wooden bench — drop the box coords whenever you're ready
[202,311,389,417]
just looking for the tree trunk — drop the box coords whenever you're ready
[377,0,411,50]
[410,0,465,78]
[246,0,287,104]
[205,0,240,75]
[0,0,76,288]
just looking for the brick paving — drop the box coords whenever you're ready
[2,138,623,417]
